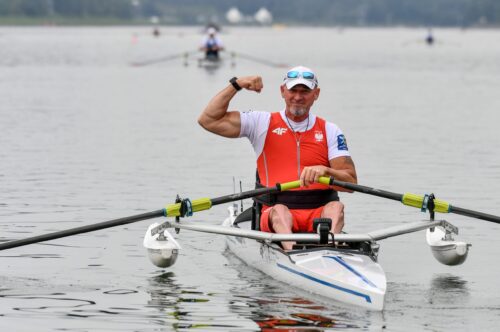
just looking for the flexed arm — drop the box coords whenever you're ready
[198,76,263,138]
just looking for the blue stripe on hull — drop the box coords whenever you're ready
[276,263,372,304]
[325,256,378,288]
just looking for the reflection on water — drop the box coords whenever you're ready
[147,271,247,330]
[0,253,61,259]
[223,251,379,331]
[145,265,369,331]
[0,294,95,312]
[426,273,469,306]
[253,306,360,331]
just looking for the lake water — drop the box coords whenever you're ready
[1,26,500,331]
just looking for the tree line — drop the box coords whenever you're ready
[0,0,498,27]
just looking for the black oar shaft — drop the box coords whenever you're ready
[328,178,500,224]
[210,186,279,206]
[132,50,198,66]
[450,206,500,224]
[0,209,164,251]
[330,179,403,201]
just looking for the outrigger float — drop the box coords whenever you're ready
[1,177,499,310]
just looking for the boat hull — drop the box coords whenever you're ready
[224,210,387,310]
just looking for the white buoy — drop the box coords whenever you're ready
[143,222,181,268]
[426,226,471,266]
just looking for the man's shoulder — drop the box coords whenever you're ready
[240,110,272,131]
[322,117,341,130]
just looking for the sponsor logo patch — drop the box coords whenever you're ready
[272,127,288,135]
[337,134,348,151]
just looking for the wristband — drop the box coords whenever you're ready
[229,77,242,91]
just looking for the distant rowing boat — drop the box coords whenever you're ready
[197,57,224,69]
[131,50,286,69]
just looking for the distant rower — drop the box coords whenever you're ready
[426,29,434,45]
[200,27,224,61]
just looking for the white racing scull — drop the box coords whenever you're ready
[143,203,470,311]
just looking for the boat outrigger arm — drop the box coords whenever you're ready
[145,216,470,268]
[148,218,457,244]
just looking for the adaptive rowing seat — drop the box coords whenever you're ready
[233,206,253,225]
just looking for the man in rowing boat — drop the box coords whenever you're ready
[200,27,224,61]
[198,66,357,250]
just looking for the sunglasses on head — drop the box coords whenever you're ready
[286,71,315,80]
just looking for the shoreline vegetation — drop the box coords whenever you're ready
[1,0,499,27]
[0,17,499,28]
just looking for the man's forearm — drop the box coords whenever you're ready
[198,83,241,138]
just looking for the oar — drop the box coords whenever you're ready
[318,177,500,224]
[131,50,198,67]
[0,180,304,251]
[231,51,289,68]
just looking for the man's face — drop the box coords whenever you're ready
[280,84,320,117]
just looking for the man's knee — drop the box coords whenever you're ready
[269,204,292,227]
[324,201,344,214]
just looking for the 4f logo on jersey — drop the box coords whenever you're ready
[314,131,324,142]
[337,134,348,151]
[272,127,288,135]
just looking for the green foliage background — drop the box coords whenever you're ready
[0,0,498,26]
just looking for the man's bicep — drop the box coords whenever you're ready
[219,111,241,138]
[203,110,241,138]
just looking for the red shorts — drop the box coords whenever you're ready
[260,205,325,233]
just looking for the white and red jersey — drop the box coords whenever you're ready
[239,110,350,187]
